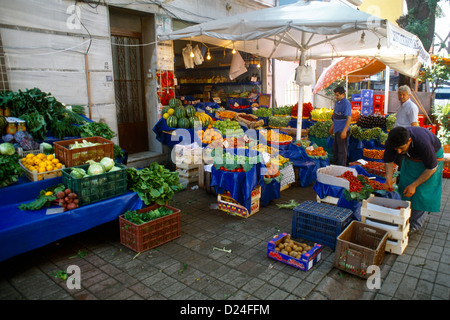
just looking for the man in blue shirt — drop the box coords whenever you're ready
[329,86,352,166]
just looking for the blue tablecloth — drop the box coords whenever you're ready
[0,176,143,262]
[348,137,384,163]
[287,118,314,129]
[152,118,197,147]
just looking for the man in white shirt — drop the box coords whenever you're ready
[394,85,419,128]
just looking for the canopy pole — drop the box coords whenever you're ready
[296,34,306,142]
[384,66,390,114]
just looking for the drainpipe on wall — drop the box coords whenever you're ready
[271,0,279,108]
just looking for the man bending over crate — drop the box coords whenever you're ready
[383,126,443,233]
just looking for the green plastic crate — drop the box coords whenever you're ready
[62,163,127,205]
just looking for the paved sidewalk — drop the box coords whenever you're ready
[0,179,449,302]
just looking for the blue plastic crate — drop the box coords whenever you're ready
[361,105,373,116]
[361,89,374,98]
[291,201,353,251]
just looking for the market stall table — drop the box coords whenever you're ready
[0,176,143,262]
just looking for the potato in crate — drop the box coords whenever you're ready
[267,233,323,271]
[62,163,127,205]
[292,201,353,251]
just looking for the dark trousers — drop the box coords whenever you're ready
[333,131,348,166]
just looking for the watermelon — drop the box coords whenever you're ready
[161,106,170,115]
[185,105,196,117]
[0,116,7,135]
[189,116,199,128]
[177,117,190,129]
[166,115,178,128]
[169,98,182,108]
[174,106,186,119]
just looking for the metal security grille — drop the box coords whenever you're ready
[111,35,144,125]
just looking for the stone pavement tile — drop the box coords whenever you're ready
[252,282,278,299]
[419,267,437,283]
[405,264,423,278]
[266,270,291,288]
[200,279,229,299]
[435,271,450,287]
[240,277,265,295]
[79,270,110,288]
[423,259,440,272]
[169,285,199,300]
[129,282,156,299]
[72,290,98,300]
[279,275,303,293]
[390,261,408,274]
[378,271,403,298]
[149,276,179,294]
[266,288,291,300]
[160,281,188,299]
[393,275,418,300]
[86,277,122,299]
[438,261,450,275]
[292,280,316,299]
[432,283,450,300]
[99,263,123,277]
[415,279,434,296]
[113,272,139,286]
[0,280,24,299]
[107,288,137,300]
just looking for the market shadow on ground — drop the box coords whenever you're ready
[0,183,409,301]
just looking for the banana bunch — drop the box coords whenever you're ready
[270,155,289,167]
[195,112,213,127]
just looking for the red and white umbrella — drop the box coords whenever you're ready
[313,57,378,94]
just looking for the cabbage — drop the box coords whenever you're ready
[40,142,54,155]
[86,160,106,176]
[0,142,16,156]
[70,168,87,179]
[100,157,114,171]
[108,166,121,172]
[88,163,105,176]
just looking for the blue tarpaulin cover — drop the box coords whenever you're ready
[0,177,143,262]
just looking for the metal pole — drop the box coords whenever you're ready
[296,34,306,141]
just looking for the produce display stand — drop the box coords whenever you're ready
[0,176,142,262]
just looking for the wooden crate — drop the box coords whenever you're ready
[361,195,411,255]
[176,166,199,184]
[316,195,339,205]
[280,183,292,192]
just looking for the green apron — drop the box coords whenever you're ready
[398,147,444,212]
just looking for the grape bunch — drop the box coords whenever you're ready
[55,188,79,211]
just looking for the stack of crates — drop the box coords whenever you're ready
[373,94,385,114]
[292,201,353,250]
[351,94,362,111]
[361,89,374,115]
[175,144,202,184]
[361,195,411,255]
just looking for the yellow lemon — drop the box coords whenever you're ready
[38,167,46,173]
[46,154,54,160]
[39,162,46,168]
[52,158,60,164]
[26,153,34,159]
[56,163,63,169]
[37,153,46,159]
[46,165,54,172]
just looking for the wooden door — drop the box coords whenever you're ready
[111,29,148,154]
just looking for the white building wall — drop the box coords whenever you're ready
[0,0,275,151]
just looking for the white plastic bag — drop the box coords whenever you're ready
[182,44,194,69]
[229,51,247,80]
[193,44,204,65]
[295,65,314,85]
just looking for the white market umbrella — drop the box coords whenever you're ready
[158,0,431,140]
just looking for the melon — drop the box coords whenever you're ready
[177,117,190,129]
[166,115,178,128]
